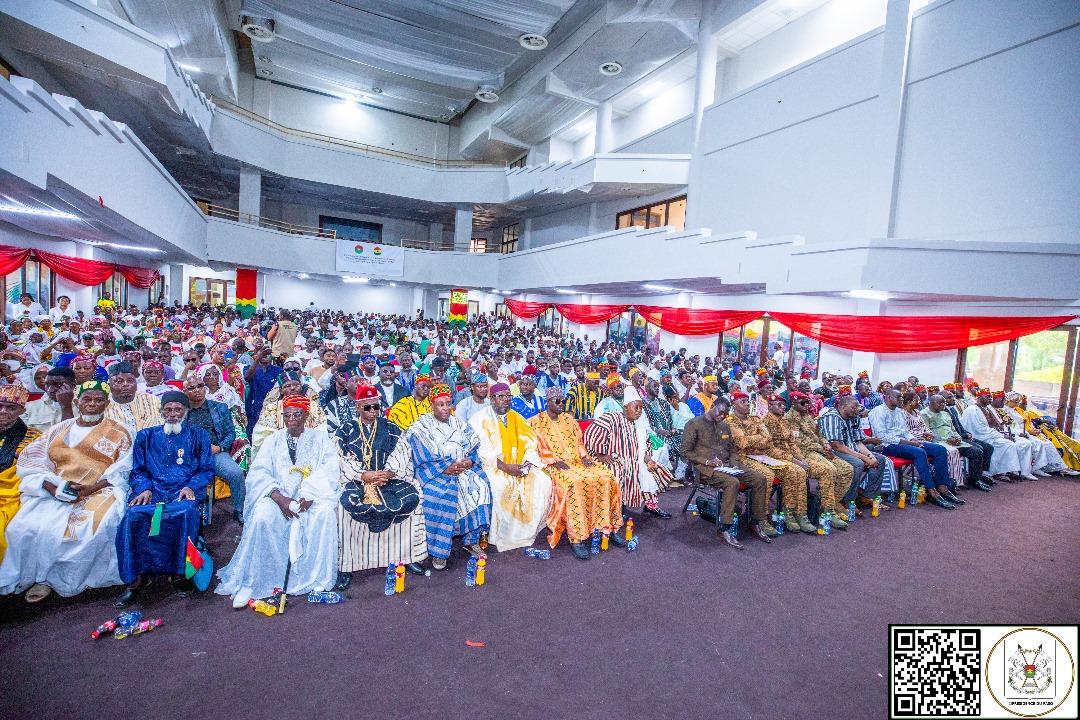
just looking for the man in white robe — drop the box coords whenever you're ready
[1001,392,1068,476]
[962,390,1028,480]
[0,380,133,601]
[470,383,553,552]
[216,395,340,607]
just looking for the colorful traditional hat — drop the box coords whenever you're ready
[429,384,453,401]
[282,394,311,411]
[355,381,379,401]
[0,384,29,406]
[837,384,853,397]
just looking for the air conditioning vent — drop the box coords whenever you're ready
[519,33,548,50]
[242,16,275,43]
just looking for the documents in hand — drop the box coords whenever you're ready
[747,455,789,468]
[716,466,744,475]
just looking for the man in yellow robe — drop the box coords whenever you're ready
[529,386,623,560]
[388,374,433,431]
[469,383,552,552]
[0,385,42,562]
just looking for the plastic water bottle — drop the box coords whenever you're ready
[118,610,142,628]
[307,590,343,604]
[384,563,396,596]
[247,599,276,616]
[898,490,906,509]
[465,555,477,586]
[731,512,739,539]
[394,562,405,593]
[775,511,785,535]
[91,611,141,639]
[522,548,551,559]
[601,527,610,551]
[115,618,163,639]
[625,519,633,542]
[821,512,832,536]
[872,495,881,517]
[848,500,857,523]
[626,536,639,552]
[590,528,601,555]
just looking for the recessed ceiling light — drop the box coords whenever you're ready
[297,273,309,280]
[257,68,273,77]
[0,205,78,219]
[343,276,369,283]
[848,289,890,300]
[644,284,674,292]
[242,16,275,42]
[370,87,382,94]
[599,61,623,76]
[519,33,548,50]
[257,55,272,64]
[475,85,500,103]
[388,282,397,287]
[555,289,579,295]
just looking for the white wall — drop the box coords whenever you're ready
[877,351,957,386]
[527,204,593,249]
[261,81,452,160]
[261,274,412,314]
[612,78,695,152]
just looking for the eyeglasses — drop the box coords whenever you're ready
[358,403,380,411]
[185,383,206,390]
[797,400,811,405]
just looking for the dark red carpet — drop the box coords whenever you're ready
[3,478,1078,720]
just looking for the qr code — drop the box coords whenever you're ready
[892,627,981,717]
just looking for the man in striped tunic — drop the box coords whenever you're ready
[388,374,433,431]
[566,371,603,421]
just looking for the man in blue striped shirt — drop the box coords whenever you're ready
[816,396,885,514]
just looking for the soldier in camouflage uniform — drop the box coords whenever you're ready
[781,392,854,529]
[727,391,811,533]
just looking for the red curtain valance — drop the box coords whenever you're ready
[769,312,1076,353]
[633,306,765,335]
[503,299,552,319]
[0,244,160,289]
[554,303,629,325]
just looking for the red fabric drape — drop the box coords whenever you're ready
[118,266,161,289]
[633,306,765,336]
[554,303,630,325]
[32,248,115,285]
[503,299,552,320]
[0,247,32,276]
[769,312,1077,353]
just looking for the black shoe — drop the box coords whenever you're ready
[943,491,966,505]
[232,510,244,526]
[929,495,956,509]
[114,579,147,608]
[609,531,627,547]
[717,528,745,550]
[570,542,591,560]
[967,480,991,492]
[643,506,672,519]
[335,572,352,591]
[405,562,426,575]
[173,577,196,598]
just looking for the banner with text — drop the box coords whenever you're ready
[335,240,404,277]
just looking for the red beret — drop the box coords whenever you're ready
[789,391,809,401]
[767,394,785,402]
[756,379,773,389]
[730,392,749,401]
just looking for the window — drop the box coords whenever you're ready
[469,237,488,253]
[189,277,235,307]
[99,270,127,308]
[501,224,520,254]
[739,319,765,367]
[537,308,569,336]
[4,260,55,320]
[495,303,511,319]
[604,310,659,351]
[508,155,527,169]
[964,341,1011,395]
[319,216,382,242]
[616,195,687,231]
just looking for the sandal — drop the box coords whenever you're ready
[879,502,893,512]
[25,583,52,603]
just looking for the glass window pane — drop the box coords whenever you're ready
[646,204,666,229]
[630,209,648,228]
[964,340,1010,392]
[1013,330,1069,418]
[740,319,764,367]
[667,198,686,231]
[792,333,820,378]
[766,322,793,369]
[39,267,52,309]
[5,270,22,307]
[720,328,741,360]
[24,260,38,303]
[616,213,631,230]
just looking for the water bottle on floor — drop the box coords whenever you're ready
[775,511,785,534]
[466,555,477,586]
[848,500,857,523]
[115,618,163,639]
[872,495,881,517]
[626,536,639,552]
[307,590,343,604]
[591,528,601,555]
[730,512,739,539]
[523,548,551,559]
[384,563,396,596]
[821,512,831,536]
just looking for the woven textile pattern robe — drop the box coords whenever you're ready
[405,414,491,559]
[0,419,133,596]
[1003,407,1067,472]
[583,411,673,508]
[0,421,41,562]
[104,393,162,434]
[1016,407,1080,469]
[388,396,431,431]
[115,425,214,583]
[336,418,427,571]
[470,407,552,551]
[529,411,621,546]
[216,428,341,599]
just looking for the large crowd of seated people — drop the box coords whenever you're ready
[0,299,1076,607]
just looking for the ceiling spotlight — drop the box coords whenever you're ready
[257,68,273,77]
[297,273,309,280]
[257,55,272,64]
[475,85,500,103]
[388,282,397,287]
[241,15,276,43]
[599,61,623,76]
[519,33,548,50]
[555,289,579,295]
[643,284,674,292]
[370,87,383,94]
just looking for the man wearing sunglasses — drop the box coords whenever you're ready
[335,382,425,590]
[184,375,246,525]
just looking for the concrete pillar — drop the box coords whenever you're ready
[412,287,425,317]
[594,101,614,154]
[429,221,444,250]
[252,78,272,117]
[168,263,184,304]
[684,0,721,231]
[520,218,533,251]
[865,0,915,239]
[676,291,693,309]
[238,168,262,219]
[453,206,473,251]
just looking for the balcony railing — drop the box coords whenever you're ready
[211,96,497,169]
[202,203,337,239]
